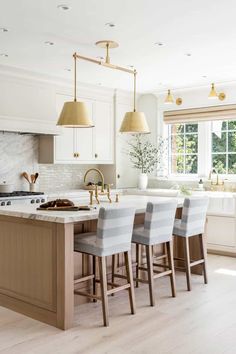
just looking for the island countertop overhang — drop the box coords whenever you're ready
[0,195,184,224]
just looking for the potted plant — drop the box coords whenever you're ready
[127,135,166,189]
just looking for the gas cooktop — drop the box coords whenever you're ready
[0,191,44,198]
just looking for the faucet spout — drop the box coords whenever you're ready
[84,168,105,192]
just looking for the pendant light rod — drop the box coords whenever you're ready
[133,70,137,112]
[73,52,77,102]
[74,53,135,74]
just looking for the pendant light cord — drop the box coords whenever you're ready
[134,70,137,112]
[73,52,77,102]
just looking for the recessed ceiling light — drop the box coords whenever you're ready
[155,42,164,46]
[105,22,115,27]
[57,4,71,11]
[0,53,8,57]
[65,68,71,72]
[0,28,8,32]
[96,56,104,60]
[202,75,207,78]
[98,83,102,86]
[128,65,134,68]
[185,53,192,56]
[44,41,54,46]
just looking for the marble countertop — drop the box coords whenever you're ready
[0,195,183,224]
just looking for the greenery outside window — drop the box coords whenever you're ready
[212,120,236,174]
[169,123,198,174]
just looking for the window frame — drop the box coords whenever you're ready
[164,119,236,180]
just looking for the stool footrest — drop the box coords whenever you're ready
[107,283,130,295]
[153,269,172,278]
[74,274,95,284]
[74,290,101,301]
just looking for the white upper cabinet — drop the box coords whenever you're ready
[93,101,113,163]
[39,93,114,164]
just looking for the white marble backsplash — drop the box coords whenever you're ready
[0,132,38,190]
[0,132,99,192]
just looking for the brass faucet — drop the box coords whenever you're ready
[84,168,114,204]
[208,168,224,186]
[84,168,105,192]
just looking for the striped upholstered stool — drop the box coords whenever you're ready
[131,200,177,306]
[74,206,136,327]
[173,197,209,291]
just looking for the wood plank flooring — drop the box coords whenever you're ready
[0,254,236,354]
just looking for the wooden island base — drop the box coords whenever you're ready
[0,209,204,330]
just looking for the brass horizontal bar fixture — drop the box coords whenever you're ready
[57,40,150,133]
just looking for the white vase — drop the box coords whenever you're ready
[138,173,148,190]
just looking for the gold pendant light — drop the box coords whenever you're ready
[119,70,150,134]
[57,53,94,128]
[208,83,226,101]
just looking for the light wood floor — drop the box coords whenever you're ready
[0,254,236,354]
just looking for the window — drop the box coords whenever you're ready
[167,119,236,177]
[169,123,198,174]
[212,120,236,174]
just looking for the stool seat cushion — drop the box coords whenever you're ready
[74,232,131,257]
[132,226,167,246]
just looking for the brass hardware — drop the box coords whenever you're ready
[176,98,183,105]
[209,168,224,186]
[95,40,119,64]
[117,174,120,179]
[95,153,98,158]
[73,152,76,158]
[74,152,80,158]
[115,193,119,203]
[165,89,182,106]
[208,83,226,101]
[89,190,94,205]
[219,92,226,101]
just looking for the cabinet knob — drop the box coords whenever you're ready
[74,152,80,158]
[73,153,76,158]
[95,153,98,158]
[117,174,120,179]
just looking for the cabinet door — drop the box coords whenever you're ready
[75,98,94,162]
[206,216,236,247]
[116,103,138,188]
[94,101,113,163]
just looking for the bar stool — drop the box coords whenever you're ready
[131,200,178,306]
[173,197,209,291]
[74,206,136,327]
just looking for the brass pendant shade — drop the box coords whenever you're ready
[57,101,94,127]
[119,111,150,133]
[119,70,150,134]
[57,53,94,128]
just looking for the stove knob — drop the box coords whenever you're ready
[41,199,45,203]
[36,199,40,203]
[31,199,35,204]
[6,201,11,206]
[1,201,5,206]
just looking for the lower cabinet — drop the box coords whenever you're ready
[39,93,114,164]
[205,215,236,255]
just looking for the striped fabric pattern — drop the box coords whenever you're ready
[173,197,209,237]
[74,206,135,257]
[132,200,178,246]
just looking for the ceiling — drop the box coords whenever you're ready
[1,0,236,93]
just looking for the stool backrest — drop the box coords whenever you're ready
[144,200,178,242]
[181,197,209,236]
[96,206,135,252]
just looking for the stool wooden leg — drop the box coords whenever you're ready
[92,255,97,302]
[199,234,208,284]
[146,245,155,306]
[124,251,136,314]
[136,243,140,288]
[166,241,176,297]
[184,237,192,291]
[98,257,109,327]
[111,255,115,296]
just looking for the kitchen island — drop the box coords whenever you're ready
[0,195,204,330]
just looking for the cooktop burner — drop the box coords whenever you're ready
[0,191,44,198]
